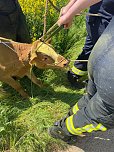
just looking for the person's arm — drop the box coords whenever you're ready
[60,0,77,16]
[66,0,101,18]
[64,0,77,11]
[58,0,101,28]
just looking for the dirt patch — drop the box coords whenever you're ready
[58,146,84,152]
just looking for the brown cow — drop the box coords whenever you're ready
[0,37,68,98]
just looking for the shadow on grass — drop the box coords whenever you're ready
[0,70,84,106]
[0,68,84,126]
[1,81,83,107]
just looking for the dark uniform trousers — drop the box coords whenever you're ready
[61,17,114,136]
[0,0,31,43]
[70,1,113,77]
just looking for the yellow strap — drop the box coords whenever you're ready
[66,115,82,135]
[96,123,107,131]
[83,124,96,132]
[66,115,107,135]
[72,103,79,114]
[72,66,87,76]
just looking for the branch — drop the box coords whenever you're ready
[48,0,60,12]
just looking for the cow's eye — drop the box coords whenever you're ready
[44,57,48,60]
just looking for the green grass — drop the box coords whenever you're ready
[0,43,86,152]
[0,67,84,152]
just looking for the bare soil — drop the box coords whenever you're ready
[58,146,84,152]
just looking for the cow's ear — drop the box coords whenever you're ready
[29,52,42,65]
[29,52,37,65]
[29,57,37,65]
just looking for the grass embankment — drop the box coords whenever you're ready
[0,40,85,152]
[0,0,86,151]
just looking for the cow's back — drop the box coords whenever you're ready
[0,38,25,77]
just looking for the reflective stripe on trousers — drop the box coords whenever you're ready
[72,66,87,76]
[72,103,79,114]
[66,115,107,135]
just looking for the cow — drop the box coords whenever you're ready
[0,37,68,98]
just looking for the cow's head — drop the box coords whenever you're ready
[29,40,69,69]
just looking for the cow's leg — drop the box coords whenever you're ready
[2,77,29,98]
[26,72,43,87]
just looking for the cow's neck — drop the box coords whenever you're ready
[13,42,32,63]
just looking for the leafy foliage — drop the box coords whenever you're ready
[19,0,67,41]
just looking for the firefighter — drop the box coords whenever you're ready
[67,1,113,87]
[0,0,31,43]
[49,0,114,144]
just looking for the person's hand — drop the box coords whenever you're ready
[58,14,73,29]
[59,6,69,17]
